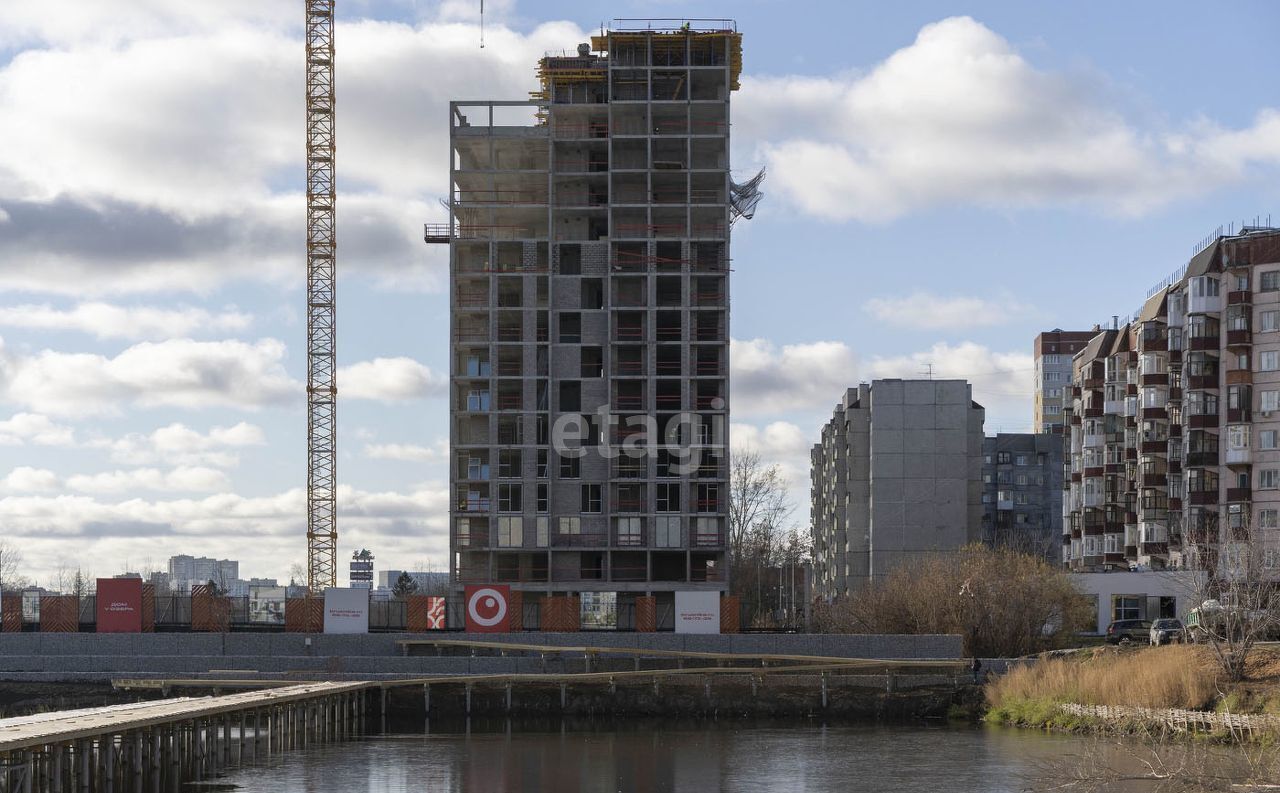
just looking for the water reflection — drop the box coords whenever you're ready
[218,720,1254,793]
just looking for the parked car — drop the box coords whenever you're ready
[1104,619,1152,645]
[1149,618,1185,645]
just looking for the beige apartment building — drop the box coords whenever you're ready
[1062,227,1280,575]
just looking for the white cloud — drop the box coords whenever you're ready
[0,482,450,584]
[730,337,856,417]
[864,341,1034,431]
[0,302,252,340]
[730,420,812,499]
[0,16,585,295]
[92,422,265,468]
[0,337,297,416]
[0,412,74,445]
[1,466,60,492]
[738,16,1280,222]
[0,1,294,48]
[338,357,446,401]
[66,466,231,494]
[863,292,1032,330]
[363,440,447,461]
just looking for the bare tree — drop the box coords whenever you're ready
[1182,511,1280,682]
[0,541,25,591]
[728,448,794,560]
[815,545,1092,657]
[728,447,799,624]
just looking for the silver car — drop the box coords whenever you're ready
[1149,618,1185,646]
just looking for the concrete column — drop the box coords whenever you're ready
[52,743,64,793]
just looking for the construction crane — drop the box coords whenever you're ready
[305,0,338,591]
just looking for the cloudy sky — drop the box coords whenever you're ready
[1,0,1279,586]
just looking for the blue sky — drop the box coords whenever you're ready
[1,0,1278,586]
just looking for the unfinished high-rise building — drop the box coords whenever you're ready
[431,21,757,627]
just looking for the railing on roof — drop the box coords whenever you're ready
[1147,264,1188,299]
[607,18,737,33]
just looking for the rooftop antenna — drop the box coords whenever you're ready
[920,363,934,380]
[479,0,484,48]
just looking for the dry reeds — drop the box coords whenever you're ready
[988,646,1221,713]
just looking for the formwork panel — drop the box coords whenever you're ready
[190,585,231,633]
[284,597,324,633]
[39,596,78,633]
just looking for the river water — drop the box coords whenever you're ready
[211,720,1258,792]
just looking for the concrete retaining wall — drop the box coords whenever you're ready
[0,632,963,683]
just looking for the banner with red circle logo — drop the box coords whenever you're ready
[465,584,510,633]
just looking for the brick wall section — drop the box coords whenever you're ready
[720,595,740,634]
[405,596,431,633]
[539,596,580,632]
[508,591,523,632]
[141,584,155,633]
[0,594,19,632]
[40,596,78,632]
[191,585,230,632]
[285,597,323,632]
[634,596,656,632]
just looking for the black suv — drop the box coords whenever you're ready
[1105,619,1152,645]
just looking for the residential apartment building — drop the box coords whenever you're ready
[1034,329,1096,433]
[1062,227,1280,575]
[439,23,746,615]
[981,433,1064,562]
[166,555,238,593]
[811,380,985,598]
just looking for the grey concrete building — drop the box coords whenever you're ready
[811,380,986,599]
[981,433,1064,562]
[440,23,748,609]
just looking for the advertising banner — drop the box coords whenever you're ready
[426,596,445,630]
[675,591,721,634]
[464,585,510,633]
[96,578,143,633]
[323,587,369,634]
[249,586,287,625]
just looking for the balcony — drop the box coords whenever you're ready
[1141,373,1168,386]
[1188,335,1220,351]
[1227,407,1252,423]
[614,529,647,548]
[1140,440,1167,454]
[1226,329,1252,346]
[1187,414,1220,429]
[1227,290,1252,305]
[1185,451,1219,467]
[1140,405,1168,420]
[551,532,609,548]
[452,529,489,548]
[1226,486,1252,503]
[1188,374,1219,389]
[1141,472,1168,488]
[1225,447,1252,466]
[1188,490,1219,506]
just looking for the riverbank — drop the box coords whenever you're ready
[984,644,1280,740]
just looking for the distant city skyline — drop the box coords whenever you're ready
[1,1,1279,584]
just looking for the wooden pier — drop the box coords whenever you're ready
[0,681,373,793]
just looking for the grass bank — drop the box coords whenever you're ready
[984,645,1280,733]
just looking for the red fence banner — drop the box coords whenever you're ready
[427,596,445,630]
[464,585,510,633]
[96,578,143,633]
